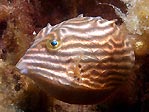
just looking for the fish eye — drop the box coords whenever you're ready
[46,39,60,50]
[51,40,58,46]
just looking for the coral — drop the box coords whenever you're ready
[2,0,35,64]
[0,62,24,112]
[0,0,37,112]
[130,32,149,56]
[0,5,10,22]
[123,0,149,35]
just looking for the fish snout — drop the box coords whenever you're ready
[16,59,29,75]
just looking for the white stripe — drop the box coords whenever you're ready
[62,38,111,47]
[22,58,66,69]
[30,66,74,85]
[24,52,105,63]
[62,23,92,29]
[97,20,116,27]
[27,48,46,52]
[59,47,92,54]
[62,20,114,29]
[60,27,114,38]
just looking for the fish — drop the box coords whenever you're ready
[16,15,135,104]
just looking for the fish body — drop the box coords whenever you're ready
[16,15,135,104]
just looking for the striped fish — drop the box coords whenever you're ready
[16,15,135,104]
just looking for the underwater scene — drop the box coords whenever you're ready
[0,0,149,112]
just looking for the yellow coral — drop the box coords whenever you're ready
[124,0,149,34]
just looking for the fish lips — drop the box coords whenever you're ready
[16,60,29,75]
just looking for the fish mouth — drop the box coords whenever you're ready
[16,59,29,75]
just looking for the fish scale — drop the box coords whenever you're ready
[16,15,135,104]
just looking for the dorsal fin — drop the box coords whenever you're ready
[77,14,83,17]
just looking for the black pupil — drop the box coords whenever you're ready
[51,40,58,46]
